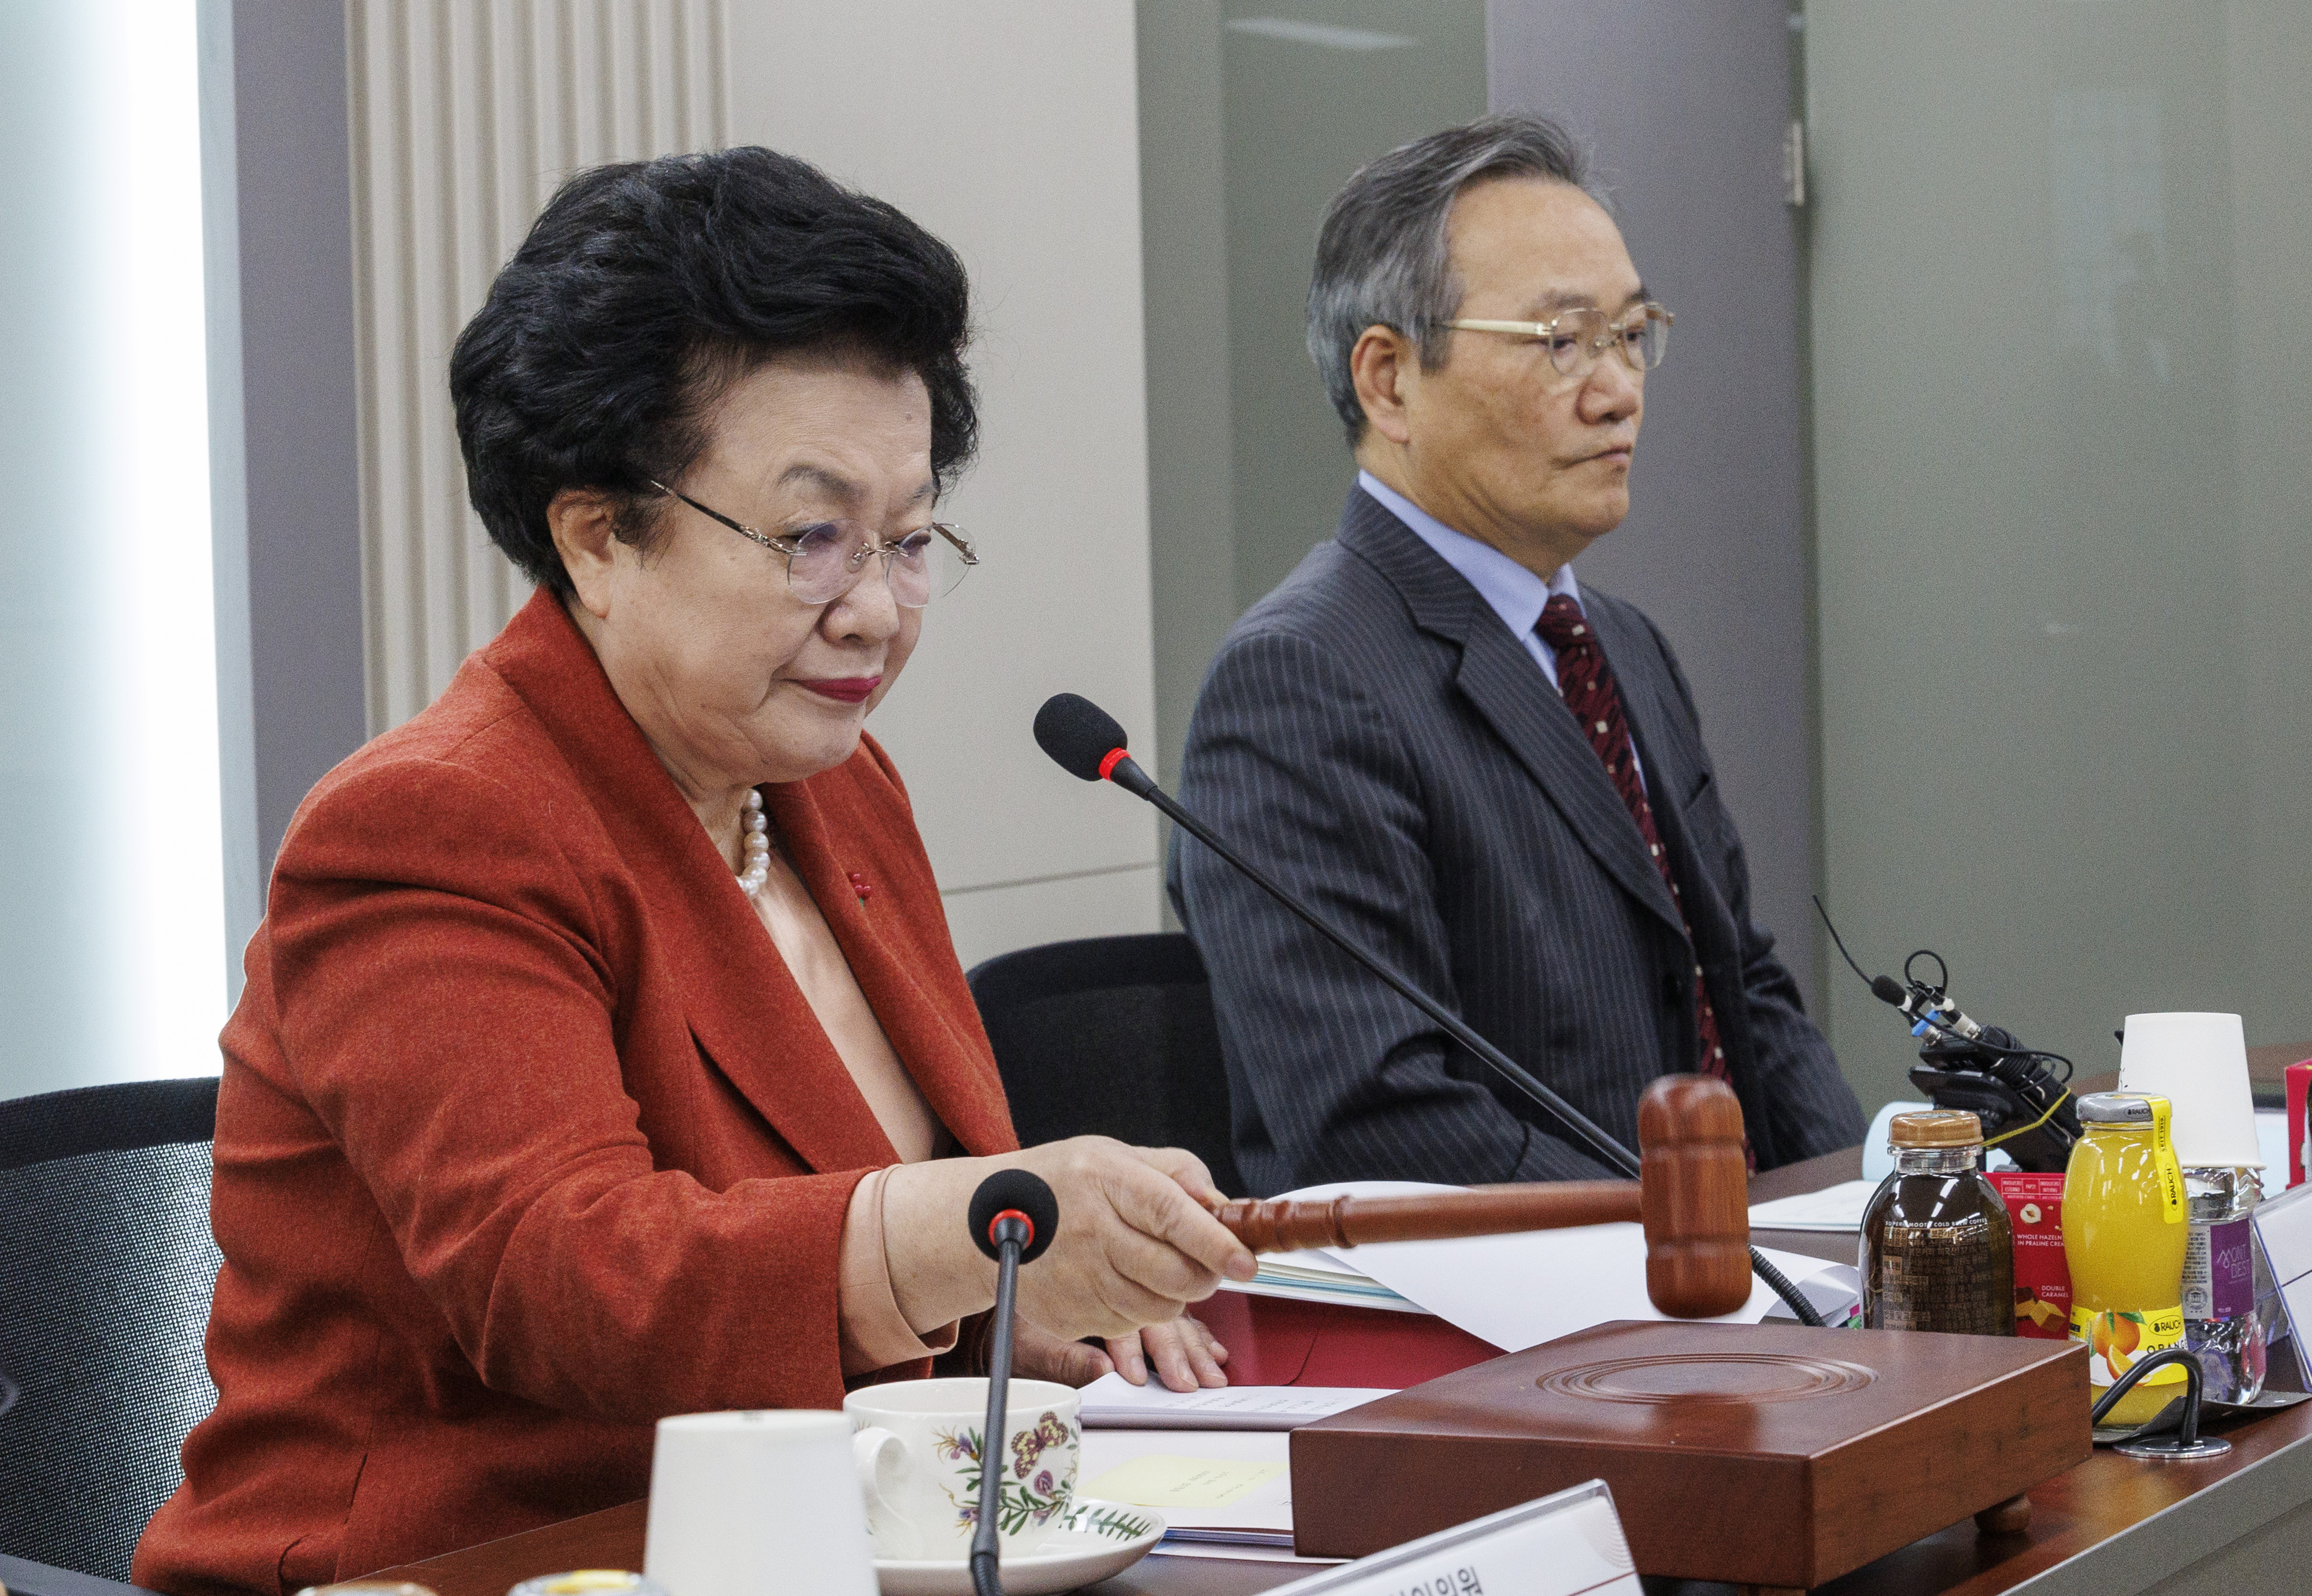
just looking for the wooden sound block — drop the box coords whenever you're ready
[1290,1319,2090,1590]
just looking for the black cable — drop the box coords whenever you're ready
[1750,1246,1827,1327]
[1816,894,1877,986]
[1137,777,1642,1181]
[1903,948,1950,992]
[1144,782,1829,1324]
[1040,697,1829,1328]
[2089,1346,2206,1447]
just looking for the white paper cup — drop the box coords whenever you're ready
[642,1410,877,1596]
[843,1377,1082,1562]
[2118,1011,2263,1168]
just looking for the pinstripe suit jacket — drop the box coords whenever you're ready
[1169,487,1864,1195]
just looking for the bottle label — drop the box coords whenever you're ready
[2148,1099,2185,1223]
[2183,1217,2257,1321]
[2072,1305,2188,1388]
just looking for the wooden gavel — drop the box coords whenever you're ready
[1207,1074,1751,1318]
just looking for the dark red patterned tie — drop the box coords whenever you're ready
[1536,594,1751,1167]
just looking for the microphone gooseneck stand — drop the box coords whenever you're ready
[966,1170,1060,1596]
[1033,693,1826,1328]
[2091,1346,2231,1461]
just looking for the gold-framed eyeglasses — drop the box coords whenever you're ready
[1443,301,1673,378]
[648,479,979,609]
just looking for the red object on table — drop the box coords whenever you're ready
[2288,1060,2310,1188]
[1189,1289,1499,1388]
[1988,1172,2072,1340]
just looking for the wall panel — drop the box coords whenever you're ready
[347,0,728,731]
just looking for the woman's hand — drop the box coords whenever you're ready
[1104,1315,1231,1390]
[882,1138,1255,1345]
[1011,1315,1232,1393]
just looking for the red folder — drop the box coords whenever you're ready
[1192,1288,1499,1388]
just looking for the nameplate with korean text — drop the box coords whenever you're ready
[1268,1480,1639,1596]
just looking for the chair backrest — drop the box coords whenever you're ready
[967,933,1246,1197]
[0,1078,223,1582]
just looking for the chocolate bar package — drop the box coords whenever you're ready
[1989,1172,2071,1339]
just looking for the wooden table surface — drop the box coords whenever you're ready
[377,1147,2312,1596]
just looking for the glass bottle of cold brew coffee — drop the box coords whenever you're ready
[1861,1110,2015,1335]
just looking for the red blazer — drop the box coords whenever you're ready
[134,591,1018,1596]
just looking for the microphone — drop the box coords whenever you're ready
[965,1169,1058,1596]
[1869,972,1991,1043]
[1036,693,1636,1178]
[1034,692,1828,1327]
[969,1167,1059,1264]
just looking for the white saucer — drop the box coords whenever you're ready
[873,1498,1168,1595]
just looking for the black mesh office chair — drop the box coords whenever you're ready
[966,932,1247,1197]
[0,1077,223,1596]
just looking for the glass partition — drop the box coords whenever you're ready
[1806,1,2312,1109]
[1140,0,1487,787]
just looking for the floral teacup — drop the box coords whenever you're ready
[843,1377,1082,1561]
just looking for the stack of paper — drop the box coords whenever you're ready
[1748,1179,1878,1232]
[1231,1247,1422,1312]
[1079,1372,1390,1431]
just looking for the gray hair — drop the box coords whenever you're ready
[1307,113,1600,445]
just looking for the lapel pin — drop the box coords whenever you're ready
[847,871,873,907]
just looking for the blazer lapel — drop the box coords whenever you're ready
[484,591,896,1174]
[1336,491,1685,936]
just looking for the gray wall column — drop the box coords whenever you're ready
[200,0,368,994]
[1488,0,1822,1012]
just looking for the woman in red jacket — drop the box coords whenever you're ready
[134,147,1251,1596]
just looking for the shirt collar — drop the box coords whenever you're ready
[1357,471,1579,639]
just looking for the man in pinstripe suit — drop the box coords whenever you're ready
[1171,115,1865,1195]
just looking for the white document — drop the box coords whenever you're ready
[1079,1371,1392,1430]
[1080,1427,1296,1544]
[1748,1178,1878,1232]
[1274,1180,1857,1353]
[1151,1543,1343,1565]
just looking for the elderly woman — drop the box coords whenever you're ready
[134,147,1253,1595]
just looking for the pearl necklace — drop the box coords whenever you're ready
[736,789,772,899]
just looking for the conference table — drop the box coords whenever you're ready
[376,1149,2312,1596]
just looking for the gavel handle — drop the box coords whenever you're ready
[1211,1184,1642,1253]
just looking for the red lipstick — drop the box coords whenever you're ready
[801,676,880,705]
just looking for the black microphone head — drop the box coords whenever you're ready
[1035,693,1131,783]
[1870,975,1909,1007]
[968,1169,1058,1264]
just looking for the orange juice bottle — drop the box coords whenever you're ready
[2062,1091,2189,1427]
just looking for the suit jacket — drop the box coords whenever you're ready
[134,590,1016,1596]
[1170,487,1863,1195]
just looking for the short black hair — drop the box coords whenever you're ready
[451,146,977,598]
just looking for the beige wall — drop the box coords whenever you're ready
[724,1,1161,969]
[349,1,1161,972]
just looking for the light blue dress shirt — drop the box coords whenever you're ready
[1357,469,1646,791]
